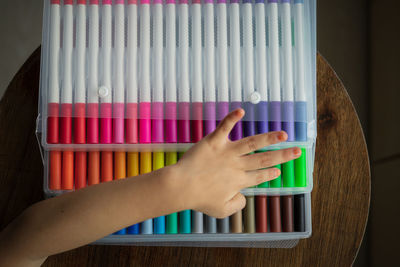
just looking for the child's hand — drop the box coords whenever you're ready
[173,108,301,218]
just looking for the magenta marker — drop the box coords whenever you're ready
[178,0,190,143]
[191,0,203,144]
[87,0,100,144]
[100,0,112,144]
[165,0,177,144]
[152,0,164,143]
[139,0,151,144]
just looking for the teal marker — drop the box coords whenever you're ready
[166,152,178,234]
[178,152,191,234]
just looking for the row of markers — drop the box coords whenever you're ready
[48,150,306,234]
[45,0,308,234]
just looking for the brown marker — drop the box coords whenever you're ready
[269,196,282,232]
[231,211,243,233]
[256,195,268,233]
[244,196,256,233]
[282,195,294,232]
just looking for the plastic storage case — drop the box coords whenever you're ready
[36,0,316,247]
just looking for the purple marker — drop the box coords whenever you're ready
[229,0,243,233]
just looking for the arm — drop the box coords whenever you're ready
[0,109,301,266]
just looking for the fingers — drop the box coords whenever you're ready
[231,131,288,156]
[244,168,281,188]
[241,147,301,171]
[222,193,246,218]
[210,109,245,142]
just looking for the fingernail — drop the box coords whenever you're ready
[275,168,281,177]
[277,132,287,142]
[293,147,302,157]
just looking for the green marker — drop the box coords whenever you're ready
[178,152,191,234]
[165,152,178,234]
[255,150,269,188]
[269,164,282,188]
[294,148,307,187]
[282,160,295,187]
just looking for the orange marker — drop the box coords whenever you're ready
[114,151,126,180]
[61,151,74,190]
[101,151,113,183]
[114,150,127,235]
[49,151,61,190]
[88,151,100,185]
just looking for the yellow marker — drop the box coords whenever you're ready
[127,152,139,177]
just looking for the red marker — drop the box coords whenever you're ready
[48,0,61,190]
[61,0,74,190]
[74,0,88,190]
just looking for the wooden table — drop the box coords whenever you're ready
[0,48,370,266]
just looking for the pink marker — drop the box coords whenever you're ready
[100,0,112,144]
[113,0,125,143]
[139,0,151,143]
[126,0,138,144]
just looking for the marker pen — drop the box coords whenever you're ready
[152,0,165,234]
[140,152,153,234]
[294,0,307,232]
[126,0,139,235]
[126,151,140,234]
[203,0,217,234]
[139,0,151,143]
[229,0,242,233]
[178,152,191,234]
[74,0,87,190]
[216,0,229,234]
[112,0,126,235]
[113,150,127,235]
[126,0,139,144]
[48,0,61,190]
[242,0,256,234]
[87,0,100,186]
[153,152,165,234]
[100,0,112,144]
[254,0,268,234]
[113,0,125,144]
[281,0,295,232]
[267,0,282,233]
[166,152,178,234]
[190,0,204,234]
[61,0,74,190]
[183,0,204,233]
[178,0,190,143]
[100,0,113,184]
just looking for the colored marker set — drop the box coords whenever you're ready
[37,0,316,246]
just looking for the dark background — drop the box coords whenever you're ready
[0,0,399,265]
